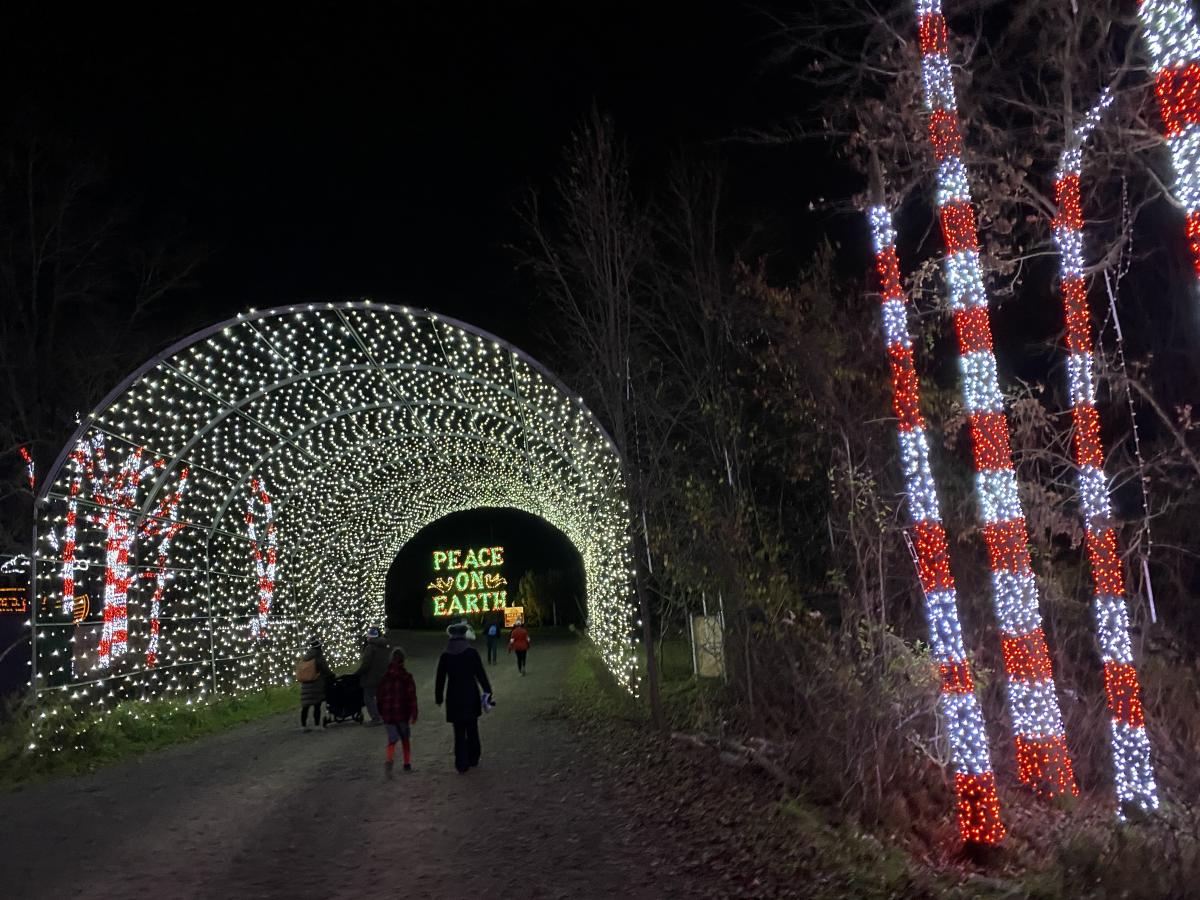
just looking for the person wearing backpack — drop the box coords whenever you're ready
[297,637,332,730]
[485,619,500,665]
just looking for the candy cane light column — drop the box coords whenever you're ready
[1053,94,1160,817]
[869,204,1005,844]
[1139,0,1200,282]
[913,0,1077,797]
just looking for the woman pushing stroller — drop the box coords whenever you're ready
[296,637,333,729]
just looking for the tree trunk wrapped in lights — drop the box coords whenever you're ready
[1052,91,1159,818]
[911,0,1077,798]
[868,204,1005,844]
[1139,0,1200,282]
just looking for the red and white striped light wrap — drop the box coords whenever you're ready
[1139,0,1200,281]
[142,467,190,668]
[88,447,160,669]
[61,436,167,669]
[246,477,277,641]
[913,0,1077,797]
[60,439,98,618]
[869,205,1005,844]
[19,446,35,490]
[1052,93,1159,817]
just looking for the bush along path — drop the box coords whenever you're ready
[0,632,704,900]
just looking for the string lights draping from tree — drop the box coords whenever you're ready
[868,204,1005,844]
[29,303,639,735]
[912,0,1078,798]
[1139,0,1200,282]
[1052,92,1159,817]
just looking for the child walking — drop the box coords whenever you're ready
[376,647,418,777]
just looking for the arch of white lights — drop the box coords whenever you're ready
[29,302,639,709]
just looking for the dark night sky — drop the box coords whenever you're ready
[5,2,817,359]
[0,4,824,661]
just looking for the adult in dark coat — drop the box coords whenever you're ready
[355,627,391,725]
[299,638,333,729]
[435,622,493,773]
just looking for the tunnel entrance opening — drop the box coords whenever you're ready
[385,506,586,630]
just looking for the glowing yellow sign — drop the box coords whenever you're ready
[429,546,507,616]
[0,587,27,614]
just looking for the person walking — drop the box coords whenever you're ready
[485,620,500,665]
[508,620,531,675]
[297,637,332,730]
[435,622,493,773]
[376,647,418,777]
[355,626,391,725]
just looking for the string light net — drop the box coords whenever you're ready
[1138,0,1200,281]
[868,204,1005,844]
[1053,93,1159,817]
[30,303,639,715]
[913,0,1077,797]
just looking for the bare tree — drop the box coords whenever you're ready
[0,127,206,552]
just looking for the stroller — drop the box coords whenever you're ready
[324,673,364,725]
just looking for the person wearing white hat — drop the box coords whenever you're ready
[435,621,493,773]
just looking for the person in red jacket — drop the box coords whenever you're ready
[508,621,531,675]
[375,647,418,777]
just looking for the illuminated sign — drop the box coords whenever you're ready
[428,546,508,616]
[0,586,28,614]
[504,606,524,629]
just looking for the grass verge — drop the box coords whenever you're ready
[560,642,1026,899]
[0,686,295,790]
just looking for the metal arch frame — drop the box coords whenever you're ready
[35,301,620,503]
[274,443,549,622]
[281,455,542,622]
[31,300,631,699]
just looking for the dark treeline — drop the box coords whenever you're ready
[519,2,1200,890]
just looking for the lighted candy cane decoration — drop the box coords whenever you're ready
[19,446,35,490]
[246,477,277,640]
[913,0,1077,797]
[141,467,190,668]
[1138,0,1200,281]
[1052,92,1159,817]
[60,438,98,617]
[89,446,163,668]
[868,204,1005,844]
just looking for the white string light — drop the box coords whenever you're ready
[30,303,639,743]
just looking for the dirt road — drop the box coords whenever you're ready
[2,633,689,900]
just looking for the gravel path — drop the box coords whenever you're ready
[2,633,687,900]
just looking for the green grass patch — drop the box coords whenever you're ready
[561,640,646,725]
[656,637,695,682]
[0,686,295,790]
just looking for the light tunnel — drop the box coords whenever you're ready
[29,302,639,708]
